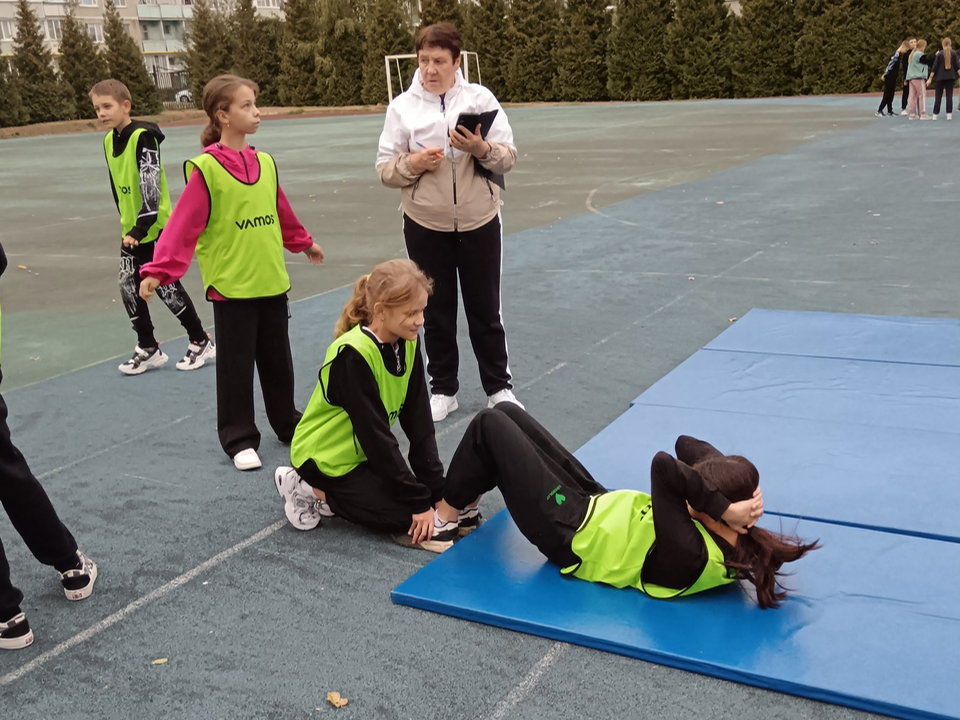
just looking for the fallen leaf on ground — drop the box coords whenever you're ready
[688,277,695,281]
[716,201,724,205]
[728,317,737,322]
[870,241,878,245]
[29,357,41,361]
[151,658,168,665]
[327,691,348,708]
[17,265,26,270]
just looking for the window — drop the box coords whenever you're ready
[79,0,98,5]
[123,21,133,36]
[46,19,62,41]
[0,20,16,41]
[86,22,103,43]
[256,0,280,7]
[114,0,126,5]
[162,20,182,39]
[140,21,160,40]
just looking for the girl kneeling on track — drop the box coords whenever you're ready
[436,403,819,608]
[275,259,469,553]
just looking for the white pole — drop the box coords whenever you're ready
[385,55,393,102]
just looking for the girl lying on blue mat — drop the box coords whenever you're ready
[435,404,819,609]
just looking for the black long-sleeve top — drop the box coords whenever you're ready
[107,120,166,242]
[323,330,443,513]
[640,436,735,589]
[930,50,960,82]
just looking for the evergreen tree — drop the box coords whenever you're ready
[795,0,885,94]
[231,0,258,80]
[665,0,733,99]
[460,0,510,97]
[252,17,284,106]
[418,0,462,28]
[278,0,322,105]
[730,0,801,97]
[0,60,29,128]
[506,0,561,102]
[11,0,62,123]
[59,2,109,119]
[361,0,413,105]
[606,0,673,101]
[553,0,609,101]
[317,0,365,105]
[103,0,163,114]
[184,0,233,105]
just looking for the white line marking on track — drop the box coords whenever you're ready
[0,520,286,687]
[486,642,568,719]
[36,414,195,480]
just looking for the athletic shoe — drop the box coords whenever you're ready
[0,613,33,650]
[458,505,484,537]
[274,466,322,530]
[392,512,459,553]
[900,110,908,116]
[430,394,458,422]
[931,115,938,121]
[233,448,262,471]
[874,111,885,117]
[487,388,524,410]
[119,345,168,375]
[948,114,953,120]
[887,111,896,116]
[176,336,216,371]
[60,551,97,601]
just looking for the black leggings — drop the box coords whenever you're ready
[120,239,205,348]
[933,79,955,115]
[879,74,898,113]
[444,404,604,568]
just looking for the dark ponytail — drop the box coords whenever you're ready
[693,454,820,609]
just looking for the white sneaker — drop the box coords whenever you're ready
[233,448,261,471]
[176,336,216,371]
[948,114,953,120]
[274,466,321,530]
[119,345,167,375]
[487,388,524,410]
[430,394,458,422]
[900,110,908,116]
[932,115,938,121]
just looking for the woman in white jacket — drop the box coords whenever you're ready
[376,23,521,422]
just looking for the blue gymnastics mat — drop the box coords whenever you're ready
[573,403,960,542]
[393,512,960,720]
[704,309,960,367]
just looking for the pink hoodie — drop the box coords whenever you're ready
[140,142,313,300]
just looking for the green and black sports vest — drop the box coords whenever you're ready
[562,490,737,599]
[290,325,416,477]
[184,151,289,299]
[103,129,171,244]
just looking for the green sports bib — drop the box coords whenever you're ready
[103,129,171,244]
[290,325,417,477]
[185,151,290,299]
[563,490,737,599]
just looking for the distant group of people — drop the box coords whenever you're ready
[878,37,959,120]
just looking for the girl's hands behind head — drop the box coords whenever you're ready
[722,487,763,534]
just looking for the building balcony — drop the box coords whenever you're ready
[141,38,185,53]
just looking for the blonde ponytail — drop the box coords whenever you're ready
[334,275,373,339]
[334,261,433,339]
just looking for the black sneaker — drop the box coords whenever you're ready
[458,506,484,537]
[119,345,168,375]
[0,612,34,650]
[60,551,98,601]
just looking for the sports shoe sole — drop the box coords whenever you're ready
[0,630,34,650]
[274,467,320,531]
[391,533,456,553]
[234,451,262,471]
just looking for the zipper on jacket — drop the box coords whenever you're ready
[452,160,458,232]
[240,150,249,182]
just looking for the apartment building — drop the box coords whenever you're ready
[2,0,282,81]
[0,0,142,60]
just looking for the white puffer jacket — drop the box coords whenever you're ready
[376,68,517,233]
